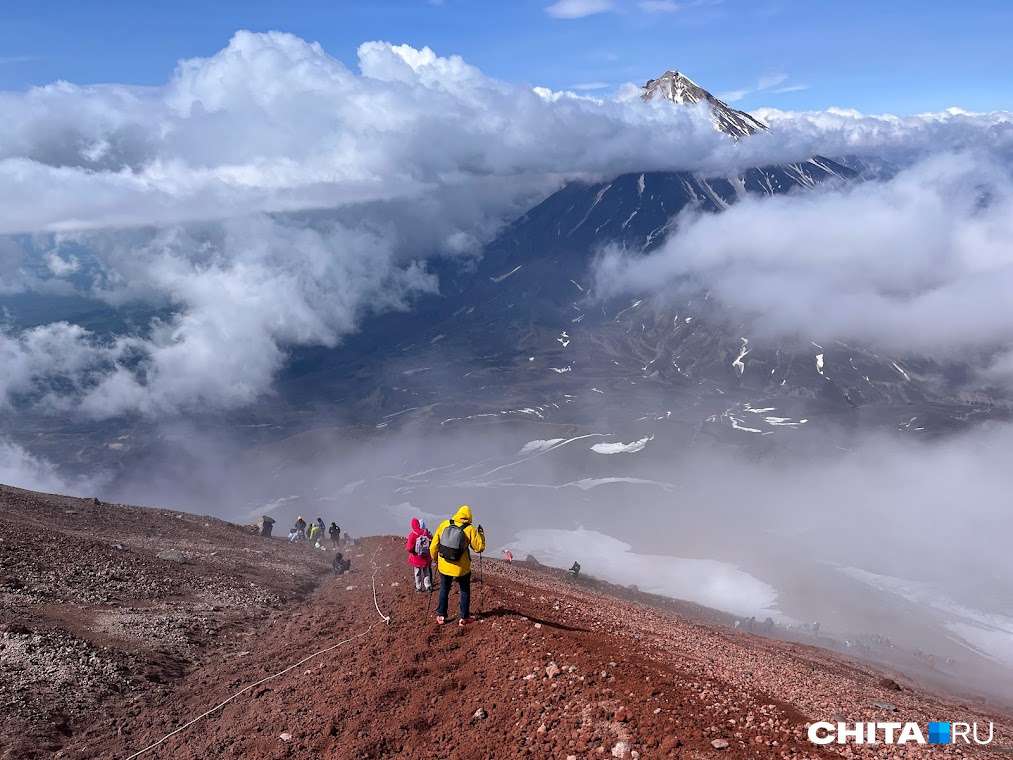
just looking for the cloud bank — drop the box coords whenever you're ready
[0,30,1010,420]
[595,152,1013,378]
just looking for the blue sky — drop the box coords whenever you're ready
[1,0,1011,114]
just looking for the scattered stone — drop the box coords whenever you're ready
[660,735,682,752]
[611,741,631,757]
[390,582,399,587]
[279,732,292,742]
[155,549,187,564]
[537,723,547,734]
[473,707,487,720]
[546,662,561,678]
[878,677,902,691]
[711,739,729,750]
[346,586,357,591]
[613,708,629,723]
[110,543,129,551]
[872,701,899,712]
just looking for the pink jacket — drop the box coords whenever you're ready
[406,518,432,568]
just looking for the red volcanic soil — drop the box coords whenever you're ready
[1,484,1011,759]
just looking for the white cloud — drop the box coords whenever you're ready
[717,88,749,103]
[773,83,810,94]
[595,153,1013,376]
[720,72,795,104]
[0,438,101,495]
[546,0,614,18]
[570,81,611,91]
[1,216,438,418]
[756,72,789,90]
[44,251,79,276]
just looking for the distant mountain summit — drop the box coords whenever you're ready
[642,70,768,138]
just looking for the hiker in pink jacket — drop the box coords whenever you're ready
[406,518,433,592]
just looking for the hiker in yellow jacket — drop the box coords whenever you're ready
[429,505,485,626]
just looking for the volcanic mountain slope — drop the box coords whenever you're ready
[276,70,1004,449]
[2,484,1012,759]
[642,70,768,137]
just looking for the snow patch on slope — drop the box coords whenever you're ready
[591,435,654,454]
[518,438,566,454]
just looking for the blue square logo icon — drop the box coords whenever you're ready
[929,722,951,744]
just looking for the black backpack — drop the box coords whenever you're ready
[438,520,467,561]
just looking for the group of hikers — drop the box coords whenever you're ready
[288,516,348,549]
[284,515,353,575]
[274,505,487,625]
[405,506,485,627]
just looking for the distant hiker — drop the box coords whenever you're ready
[329,522,341,547]
[315,517,326,538]
[294,516,307,540]
[288,528,300,542]
[812,621,821,637]
[430,506,486,626]
[342,532,357,547]
[406,518,433,592]
[502,549,513,562]
[308,522,322,544]
[569,561,581,579]
[332,552,351,575]
[762,617,775,632]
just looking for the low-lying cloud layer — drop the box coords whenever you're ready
[597,152,1013,377]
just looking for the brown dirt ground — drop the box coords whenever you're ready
[2,485,1012,759]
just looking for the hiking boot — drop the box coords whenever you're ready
[458,616,477,627]
[436,615,446,625]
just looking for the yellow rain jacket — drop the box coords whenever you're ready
[430,505,485,577]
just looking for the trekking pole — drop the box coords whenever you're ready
[479,552,484,615]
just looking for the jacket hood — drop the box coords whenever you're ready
[454,505,472,524]
[411,518,420,531]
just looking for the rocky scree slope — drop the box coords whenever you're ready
[1,485,1010,758]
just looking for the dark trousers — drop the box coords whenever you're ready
[437,572,471,619]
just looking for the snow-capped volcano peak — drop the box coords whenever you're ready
[642,70,768,138]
